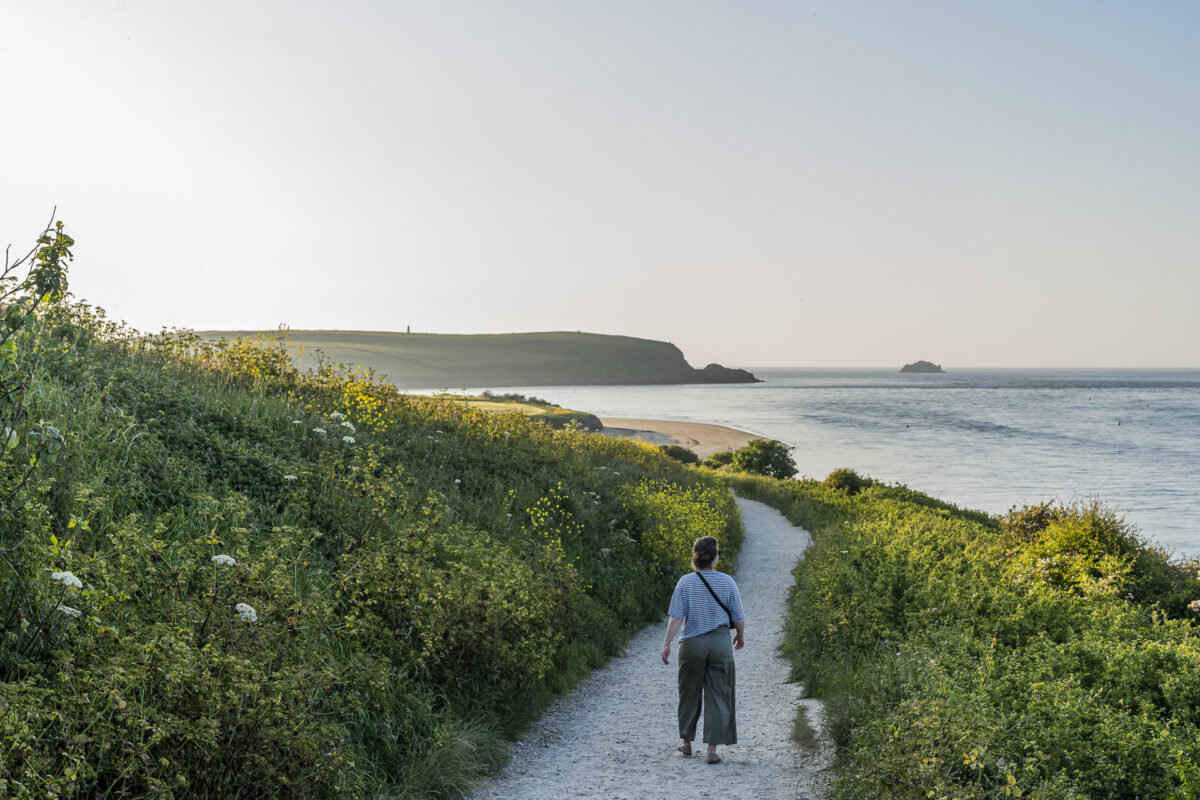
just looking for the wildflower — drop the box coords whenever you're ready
[329,412,345,420]
[292,420,303,425]
[454,479,461,484]
[56,604,82,618]
[211,554,236,567]
[51,571,82,589]
[283,474,298,481]
[342,436,355,444]
[312,428,326,435]
[1189,599,1200,613]
[235,603,258,623]
[340,421,355,432]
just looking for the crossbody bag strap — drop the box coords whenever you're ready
[695,571,735,629]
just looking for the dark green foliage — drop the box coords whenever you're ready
[729,471,1200,800]
[729,439,797,479]
[0,256,743,798]
[822,467,874,495]
[480,390,553,405]
[659,444,699,465]
[703,450,733,469]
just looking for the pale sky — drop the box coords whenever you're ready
[3,1,1197,367]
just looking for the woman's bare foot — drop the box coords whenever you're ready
[676,740,692,756]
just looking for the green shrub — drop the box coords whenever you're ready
[659,444,699,465]
[729,439,797,479]
[703,450,733,469]
[822,467,874,495]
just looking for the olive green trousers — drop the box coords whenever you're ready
[677,626,737,745]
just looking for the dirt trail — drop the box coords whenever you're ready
[470,497,830,800]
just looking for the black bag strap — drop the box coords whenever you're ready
[695,571,735,629]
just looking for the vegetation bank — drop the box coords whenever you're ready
[0,223,743,798]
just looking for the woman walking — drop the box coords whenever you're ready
[660,535,745,764]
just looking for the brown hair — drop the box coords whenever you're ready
[692,536,719,570]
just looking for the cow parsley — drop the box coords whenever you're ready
[51,571,82,589]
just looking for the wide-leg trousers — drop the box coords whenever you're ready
[677,626,737,745]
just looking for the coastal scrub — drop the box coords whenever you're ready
[726,471,1200,800]
[0,229,741,798]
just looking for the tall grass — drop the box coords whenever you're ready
[0,303,742,798]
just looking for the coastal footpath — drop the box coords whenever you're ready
[470,497,829,800]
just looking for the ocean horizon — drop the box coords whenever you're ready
[429,367,1200,557]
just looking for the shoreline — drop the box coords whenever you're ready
[598,417,762,459]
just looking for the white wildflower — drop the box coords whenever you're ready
[235,603,258,623]
[312,427,326,435]
[454,479,461,484]
[56,604,82,618]
[340,421,355,432]
[342,436,355,444]
[292,420,303,425]
[329,412,345,420]
[283,474,298,481]
[51,571,82,589]
[211,554,236,567]
[1189,599,1200,613]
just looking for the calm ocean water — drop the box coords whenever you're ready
[443,369,1200,556]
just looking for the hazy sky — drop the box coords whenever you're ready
[3,1,1198,367]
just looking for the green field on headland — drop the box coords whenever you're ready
[197,329,760,389]
[437,392,602,431]
[722,469,1200,800]
[0,226,743,798]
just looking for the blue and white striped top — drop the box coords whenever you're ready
[668,570,745,639]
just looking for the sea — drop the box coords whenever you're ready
[440,369,1200,557]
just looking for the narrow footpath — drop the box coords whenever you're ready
[471,497,829,800]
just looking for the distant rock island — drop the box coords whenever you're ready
[900,360,944,373]
[197,329,762,388]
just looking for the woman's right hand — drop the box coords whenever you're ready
[661,645,671,665]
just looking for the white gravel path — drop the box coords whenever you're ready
[470,496,830,800]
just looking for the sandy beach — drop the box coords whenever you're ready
[599,417,762,459]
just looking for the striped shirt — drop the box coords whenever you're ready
[668,570,745,639]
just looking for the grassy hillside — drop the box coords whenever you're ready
[0,266,743,797]
[439,393,602,431]
[723,471,1200,800]
[197,329,760,389]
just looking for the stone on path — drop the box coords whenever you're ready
[470,497,830,800]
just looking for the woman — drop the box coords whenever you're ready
[660,535,746,764]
